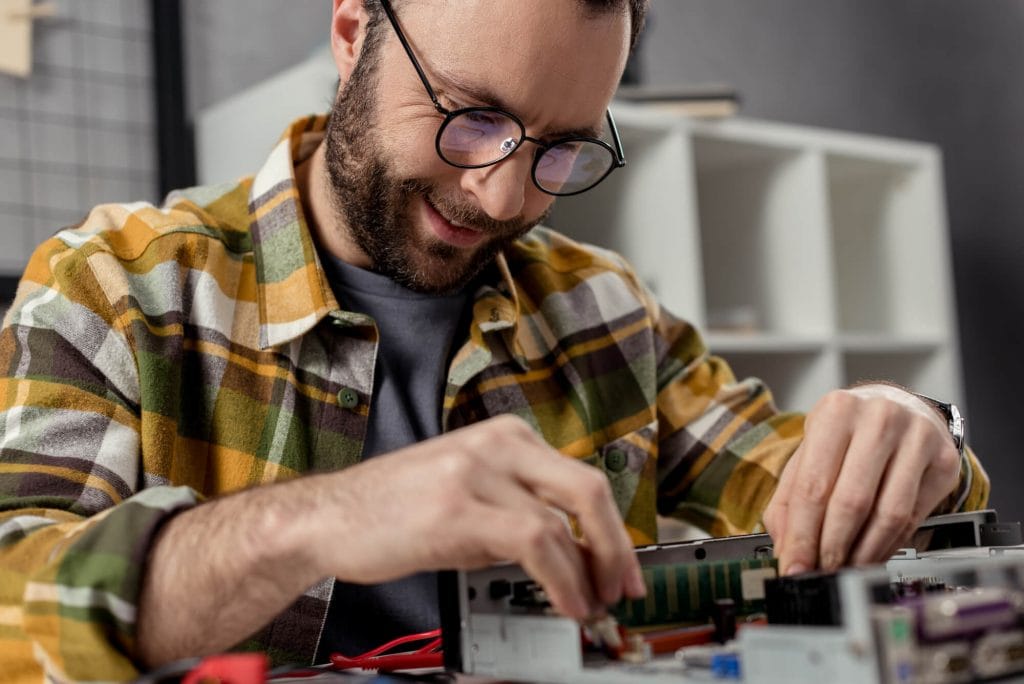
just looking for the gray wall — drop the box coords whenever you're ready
[183,0,326,119]
[184,1,1024,523]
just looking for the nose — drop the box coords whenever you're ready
[459,149,534,222]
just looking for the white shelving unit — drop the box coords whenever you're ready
[548,104,963,412]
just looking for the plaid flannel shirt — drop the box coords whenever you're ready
[0,115,989,682]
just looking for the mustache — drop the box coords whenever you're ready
[402,179,547,235]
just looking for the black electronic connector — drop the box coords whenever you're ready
[764,571,842,626]
[509,581,551,609]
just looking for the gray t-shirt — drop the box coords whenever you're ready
[315,254,471,659]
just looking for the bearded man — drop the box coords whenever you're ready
[0,1,987,681]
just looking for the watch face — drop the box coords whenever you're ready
[915,394,965,456]
[947,402,966,454]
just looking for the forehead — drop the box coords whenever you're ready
[390,0,630,126]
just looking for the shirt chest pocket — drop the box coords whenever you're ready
[583,421,657,522]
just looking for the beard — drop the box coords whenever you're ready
[322,53,549,295]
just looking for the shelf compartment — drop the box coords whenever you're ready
[548,118,705,324]
[826,152,952,338]
[693,136,835,339]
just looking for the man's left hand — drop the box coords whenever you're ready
[763,384,961,575]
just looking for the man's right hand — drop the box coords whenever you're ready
[312,414,647,619]
[138,414,644,666]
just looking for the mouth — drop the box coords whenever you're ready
[422,197,486,249]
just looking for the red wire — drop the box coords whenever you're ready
[329,629,443,672]
[331,651,444,671]
[350,629,440,659]
[416,638,442,653]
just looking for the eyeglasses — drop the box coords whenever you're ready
[378,0,626,197]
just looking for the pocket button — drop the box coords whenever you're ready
[605,447,628,473]
[337,387,359,409]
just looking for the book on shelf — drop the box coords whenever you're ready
[614,84,741,119]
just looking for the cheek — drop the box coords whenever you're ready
[379,115,451,179]
[524,189,556,222]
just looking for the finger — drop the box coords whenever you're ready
[459,499,598,619]
[484,421,643,605]
[618,555,646,604]
[779,400,854,575]
[816,405,904,570]
[515,518,597,619]
[551,467,641,605]
[579,544,640,617]
[763,448,800,555]
[567,469,644,605]
[848,412,958,566]
[464,445,622,613]
[851,458,954,565]
[847,454,925,566]
[882,519,920,560]
[882,474,951,560]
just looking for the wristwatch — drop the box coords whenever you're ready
[916,394,966,458]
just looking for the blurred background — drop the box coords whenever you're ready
[0,0,1021,521]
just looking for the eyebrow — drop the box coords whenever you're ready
[433,67,605,140]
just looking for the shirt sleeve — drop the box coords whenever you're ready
[0,234,199,681]
[647,293,989,538]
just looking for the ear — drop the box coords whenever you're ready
[330,0,370,85]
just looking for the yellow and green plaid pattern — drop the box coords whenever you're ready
[0,115,989,682]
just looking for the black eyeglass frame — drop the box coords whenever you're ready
[378,0,626,197]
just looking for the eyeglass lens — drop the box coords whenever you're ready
[438,109,616,195]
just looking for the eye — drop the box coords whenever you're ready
[463,110,507,128]
[539,140,583,167]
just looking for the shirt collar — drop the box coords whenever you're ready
[249,115,338,350]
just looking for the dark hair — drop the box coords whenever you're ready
[578,0,650,54]
[364,0,649,55]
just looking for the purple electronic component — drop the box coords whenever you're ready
[905,588,1020,643]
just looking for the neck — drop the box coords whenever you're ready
[295,143,372,269]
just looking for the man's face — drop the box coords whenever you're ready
[323,0,629,294]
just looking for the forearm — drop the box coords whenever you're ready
[136,478,327,668]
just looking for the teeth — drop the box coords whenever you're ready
[428,197,477,231]
[447,217,476,232]
[445,214,469,230]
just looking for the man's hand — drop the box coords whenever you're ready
[138,415,644,666]
[316,414,646,619]
[762,385,961,575]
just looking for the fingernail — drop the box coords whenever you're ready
[785,563,808,576]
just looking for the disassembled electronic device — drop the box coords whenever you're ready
[439,510,1024,683]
